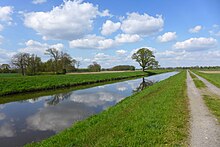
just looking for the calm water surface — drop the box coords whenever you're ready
[0,72,178,147]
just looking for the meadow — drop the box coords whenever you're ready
[194,71,220,88]
[26,71,189,146]
[0,70,169,96]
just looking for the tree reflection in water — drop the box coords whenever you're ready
[133,77,154,93]
[46,93,71,105]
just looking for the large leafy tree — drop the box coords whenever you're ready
[132,48,159,71]
[0,64,11,73]
[59,51,75,73]
[88,62,101,72]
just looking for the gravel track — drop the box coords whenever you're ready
[190,71,220,97]
[187,70,220,147]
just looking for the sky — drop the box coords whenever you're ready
[0,0,220,68]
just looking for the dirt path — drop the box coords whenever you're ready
[187,71,220,147]
[190,71,220,97]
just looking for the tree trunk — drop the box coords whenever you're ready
[142,67,145,72]
[21,66,25,76]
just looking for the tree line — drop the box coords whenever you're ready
[10,48,81,76]
[0,47,159,75]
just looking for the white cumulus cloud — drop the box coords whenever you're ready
[115,34,141,43]
[173,37,217,51]
[121,12,164,36]
[69,33,141,50]
[189,25,202,33]
[24,0,100,40]
[101,20,121,36]
[0,48,16,64]
[19,40,64,57]
[99,9,112,17]
[0,6,13,22]
[32,0,47,4]
[116,49,127,55]
[69,35,115,49]
[157,32,177,42]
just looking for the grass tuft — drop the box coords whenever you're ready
[189,72,206,89]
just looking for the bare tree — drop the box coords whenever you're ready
[27,54,42,75]
[12,53,29,76]
[75,61,81,69]
[45,48,60,73]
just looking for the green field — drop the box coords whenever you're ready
[189,71,206,89]
[195,71,220,88]
[203,95,220,123]
[0,70,169,96]
[26,71,189,146]
[0,73,21,77]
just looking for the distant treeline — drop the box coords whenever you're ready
[102,65,135,71]
[0,48,103,75]
[158,66,220,70]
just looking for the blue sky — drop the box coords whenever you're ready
[0,0,220,68]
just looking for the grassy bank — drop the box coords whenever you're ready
[189,71,206,89]
[26,71,189,146]
[194,71,220,88]
[0,70,169,96]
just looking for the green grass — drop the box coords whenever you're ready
[0,70,169,96]
[0,73,21,77]
[203,95,220,123]
[194,71,220,88]
[26,71,189,146]
[189,71,206,89]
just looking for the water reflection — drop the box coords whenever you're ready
[133,77,154,93]
[45,93,72,106]
[0,123,15,137]
[26,102,95,133]
[0,71,178,146]
[0,113,6,121]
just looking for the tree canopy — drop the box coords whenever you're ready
[88,62,101,72]
[132,48,159,71]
